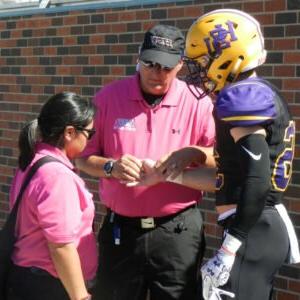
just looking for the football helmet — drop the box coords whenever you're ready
[185,9,267,97]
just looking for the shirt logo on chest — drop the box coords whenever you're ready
[114,118,136,131]
[172,129,181,134]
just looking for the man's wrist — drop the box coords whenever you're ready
[103,160,115,177]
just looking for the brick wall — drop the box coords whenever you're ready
[0,0,299,298]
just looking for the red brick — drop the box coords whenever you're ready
[44,47,57,56]
[10,30,22,38]
[274,38,296,50]
[136,10,150,20]
[290,199,300,213]
[121,11,136,22]
[81,45,96,55]
[90,35,104,45]
[89,56,104,65]
[168,8,183,18]
[110,66,125,76]
[184,6,203,18]
[110,44,126,54]
[243,1,264,13]
[63,16,77,26]
[57,27,70,36]
[62,56,77,65]
[111,23,127,33]
[76,76,89,86]
[283,78,300,89]
[277,291,298,300]
[64,36,77,46]
[289,280,300,294]
[96,24,111,33]
[105,13,119,23]
[265,0,286,12]
[0,40,16,47]
[285,52,300,63]
[253,13,274,26]
[274,65,295,77]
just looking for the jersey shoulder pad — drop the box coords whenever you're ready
[216,78,277,127]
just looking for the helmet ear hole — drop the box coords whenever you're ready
[219,60,232,70]
[217,74,222,79]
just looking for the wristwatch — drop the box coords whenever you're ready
[103,160,115,177]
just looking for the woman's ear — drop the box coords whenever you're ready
[63,126,76,142]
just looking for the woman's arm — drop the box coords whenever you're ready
[48,242,90,300]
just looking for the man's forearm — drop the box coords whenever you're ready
[75,155,109,178]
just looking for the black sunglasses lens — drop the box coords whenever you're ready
[141,60,172,71]
[76,127,95,140]
[86,129,95,140]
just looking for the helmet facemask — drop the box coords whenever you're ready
[184,55,217,99]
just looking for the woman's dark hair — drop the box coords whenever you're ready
[18,92,95,170]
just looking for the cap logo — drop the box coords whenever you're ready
[204,20,237,56]
[151,36,174,48]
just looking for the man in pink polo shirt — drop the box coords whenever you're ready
[77,24,215,300]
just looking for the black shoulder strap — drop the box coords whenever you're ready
[8,155,63,222]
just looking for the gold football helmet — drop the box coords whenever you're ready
[185,9,267,97]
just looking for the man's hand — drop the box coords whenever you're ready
[126,159,166,187]
[112,154,143,182]
[201,233,241,300]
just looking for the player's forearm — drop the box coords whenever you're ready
[168,167,216,192]
[184,167,216,191]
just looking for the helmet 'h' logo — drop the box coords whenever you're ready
[204,21,237,56]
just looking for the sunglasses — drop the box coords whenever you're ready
[75,126,96,140]
[139,60,173,72]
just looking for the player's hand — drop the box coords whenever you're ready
[201,233,241,300]
[156,147,204,180]
[207,286,235,300]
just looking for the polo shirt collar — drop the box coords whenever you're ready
[130,73,180,107]
[35,143,74,170]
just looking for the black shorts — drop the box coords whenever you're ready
[222,207,289,300]
[93,205,205,300]
[7,264,69,300]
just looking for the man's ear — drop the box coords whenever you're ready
[175,60,184,72]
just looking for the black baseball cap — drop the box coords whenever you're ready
[139,24,185,68]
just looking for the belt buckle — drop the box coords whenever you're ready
[141,217,155,229]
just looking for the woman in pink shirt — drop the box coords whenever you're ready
[7,92,97,300]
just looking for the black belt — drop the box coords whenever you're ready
[107,203,198,229]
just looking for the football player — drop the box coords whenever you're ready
[184,9,300,300]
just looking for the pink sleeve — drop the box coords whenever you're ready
[35,172,82,243]
[197,97,215,147]
[80,91,104,158]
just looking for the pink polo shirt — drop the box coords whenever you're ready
[82,74,215,217]
[10,143,97,280]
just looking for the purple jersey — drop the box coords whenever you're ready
[214,77,295,206]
